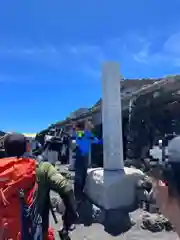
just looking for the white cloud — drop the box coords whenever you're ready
[0,46,54,55]
[164,32,180,55]
[132,32,180,67]
[133,42,151,64]
[80,65,101,79]
[0,44,105,76]
[0,44,104,83]
[1,31,180,83]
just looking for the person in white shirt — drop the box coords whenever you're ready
[43,132,61,166]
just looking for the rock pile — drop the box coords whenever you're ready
[135,175,174,233]
[141,213,173,232]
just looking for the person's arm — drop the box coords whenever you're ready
[43,141,49,150]
[38,162,71,195]
[92,137,102,144]
[38,162,77,227]
[88,132,102,144]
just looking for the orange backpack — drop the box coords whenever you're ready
[0,157,36,239]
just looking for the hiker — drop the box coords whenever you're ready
[43,135,61,166]
[60,134,70,164]
[44,129,55,142]
[73,121,101,202]
[32,141,43,157]
[152,136,180,237]
[0,132,77,240]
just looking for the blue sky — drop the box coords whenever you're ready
[1,0,180,133]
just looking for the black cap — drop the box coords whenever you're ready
[4,133,27,157]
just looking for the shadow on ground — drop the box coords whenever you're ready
[75,198,134,236]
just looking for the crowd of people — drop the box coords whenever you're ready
[1,122,180,239]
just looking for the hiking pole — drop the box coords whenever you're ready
[50,203,59,224]
[50,203,71,240]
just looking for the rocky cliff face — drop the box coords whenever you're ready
[37,76,180,163]
[0,130,5,136]
[0,131,6,149]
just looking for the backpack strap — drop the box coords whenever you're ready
[19,189,32,240]
[19,184,43,240]
[0,176,36,206]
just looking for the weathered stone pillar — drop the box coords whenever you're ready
[102,62,124,170]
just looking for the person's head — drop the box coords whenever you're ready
[76,121,85,131]
[48,129,55,136]
[85,120,93,131]
[152,136,180,229]
[4,133,29,157]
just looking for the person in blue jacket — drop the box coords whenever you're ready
[73,121,101,203]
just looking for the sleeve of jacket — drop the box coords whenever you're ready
[38,162,72,197]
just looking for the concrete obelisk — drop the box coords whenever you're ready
[84,62,144,210]
[102,62,124,170]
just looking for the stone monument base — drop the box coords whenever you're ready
[84,167,144,210]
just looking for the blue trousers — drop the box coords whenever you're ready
[74,152,88,201]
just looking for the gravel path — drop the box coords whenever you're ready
[50,209,177,240]
[50,164,178,240]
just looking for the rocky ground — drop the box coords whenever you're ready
[50,210,177,240]
[50,164,178,240]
